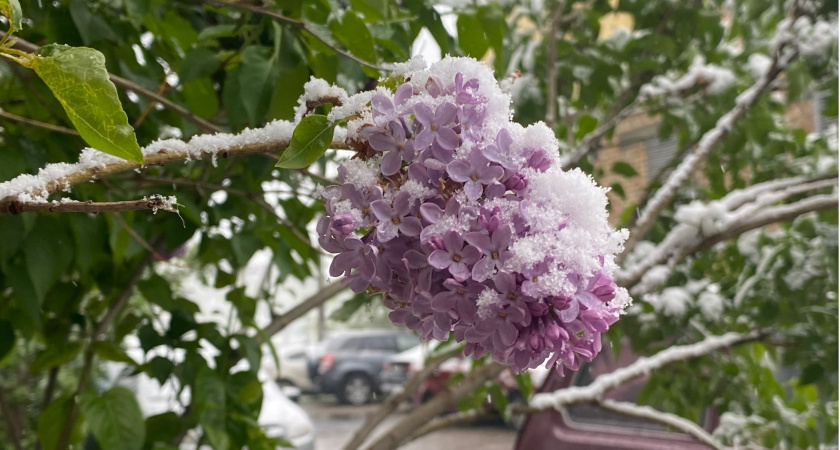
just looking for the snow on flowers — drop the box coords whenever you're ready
[316,57,630,374]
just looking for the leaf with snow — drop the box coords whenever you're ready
[31,44,144,164]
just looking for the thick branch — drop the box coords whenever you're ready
[344,345,466,450]
[544,0,568,130]
[597,399,725,450]
[364,362,507,450]
[528,331,761,411]
[620,9,801,259]
[2,196,178,215]
[201,0,383,71]
[3,33,224,133]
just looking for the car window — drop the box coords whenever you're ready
[396,334,418,352]
[363,335,395,351]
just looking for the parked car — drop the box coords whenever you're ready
[514,342,715,449]
[309,329,418,405]
[102,362,316,450]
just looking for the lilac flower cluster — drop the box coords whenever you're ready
[317,57,630,373]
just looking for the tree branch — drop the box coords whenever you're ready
[2,196,178,215]
[0,119,348,210]
[620,5,802,259]
[364,362,507,450]
[597,399,725,450]
[405,408,496,444]
[344,344,466,450]
[258,281,348,342]
[3,32,225,133]
[201,0,384,71]
[0,108,80,135]
[544,0,568,131]
[527,331,761,411]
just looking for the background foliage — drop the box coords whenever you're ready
[0,0,836,449]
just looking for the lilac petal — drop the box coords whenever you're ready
[425,77,443,97]
[392,192,412,216]
[423,157,447,171]
[381,150,402,176]
[399,217,422,236]
[429,250,453,269]
[494,272,516,294]
[414,129,435,150]
[369,133,396,152]
[341,184,364,207]
[460,245,481,264]
[370,199,394,221]
[497,128,513,149]
[435,103,457,125]
[388,120,406,142]
[477,166,505,184]
[377,222,399,241]
[464,180,482,201]
[446,160,472,182]
[347,276,370,293]
[448,262,471,282]
[371,94,394,116]
[455,300,477,325]
[442,231,463,253]
[491,225,512,249]
[420,203,443,223]
[498,321,518,346]
[485,182,506,198]
[330,252,356,276]
[403,249,428,269]
[482,144,503,163]
[359,255,376,279]
[436,127,460,150]
[559,300,579,323]
[465,232,491,251]
[471,257,495,282]
[395,83,413,106]
[432,291,457,311]
[414,103,434,126]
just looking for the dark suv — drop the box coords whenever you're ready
[309,329,418,405]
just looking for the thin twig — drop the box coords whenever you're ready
[0,109,80,135]
[132,75,170,129]
[258,282,348,341]
[544,0,567,131]
[0,387,24,450]
[597,399,725,450]
[201,0,384,71]
[112,212,168,263]
[2,196,178,215]
[3,32,225,133]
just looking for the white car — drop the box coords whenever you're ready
[107,362,315,450]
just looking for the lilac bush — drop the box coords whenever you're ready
[317,57,631,374]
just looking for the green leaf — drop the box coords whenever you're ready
[179,48,220,84]
[30,342,83,373]
[80,386,145,450]
[122,0,150,28]
[38,396,84,450]
[227,288,257,324]
[144,412,184,446]
[0,320,14,365]
[610,182,626,200]
[576,114,598,139]
[350,0,388,22]
[92,341,137,365]
[31,44,143,163]
[275,114,335,169]
[232,334,261,373]
[0,0,22,33]
[147,355,175,384]
[456,14,489,58]
[612,161,639,177]
[331,12,378,73]
[194,367,227,449]
[239,46,276,126]
[183,77,219,120]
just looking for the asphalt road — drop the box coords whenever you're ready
[298,395,517,450]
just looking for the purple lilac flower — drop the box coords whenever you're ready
[447,149,504,201]
[315,58,629,376]
[414,102,459,151]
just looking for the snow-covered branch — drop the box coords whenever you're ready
[620,3,805,259]
[0,195,178,215]
[619,173,837,292]
[0,120,349,213]
[597,399,725,450]
[529,331,761,410]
